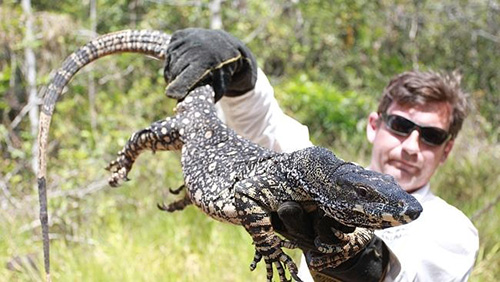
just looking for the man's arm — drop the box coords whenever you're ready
[217,68,312,153]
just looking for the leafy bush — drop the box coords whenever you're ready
[275,73,376,158]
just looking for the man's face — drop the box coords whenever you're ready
[366,101,455,192]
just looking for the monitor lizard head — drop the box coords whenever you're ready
[293,146,423,229]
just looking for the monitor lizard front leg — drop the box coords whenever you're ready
[106,116,183,187]
[234,178,302,282]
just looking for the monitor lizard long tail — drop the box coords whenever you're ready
[36,30,171,281]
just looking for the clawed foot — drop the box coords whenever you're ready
[249,239,302,282]
[157,185,191,212]
[313,228,351,253]
[307,252,346,271]
[314,237,344,254]
[309,228,374,271]
[157,193,191,212]
[105,152,133,187]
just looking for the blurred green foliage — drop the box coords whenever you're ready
[275,73,376,151]
[1,0,499,281]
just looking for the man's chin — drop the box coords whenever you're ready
[397,180,419,192]
[383,166,417,191]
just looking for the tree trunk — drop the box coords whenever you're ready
[21,0,39,175]
[88,0,97,132]
[21,1,49,280]
[209,0,223,29]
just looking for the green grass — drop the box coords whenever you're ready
[48,208,268,281]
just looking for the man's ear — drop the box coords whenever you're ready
[366,112,380,144]
[440,138,455,163]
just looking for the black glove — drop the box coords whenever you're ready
[272,201,390,282]
[305,236,390,282]
[164,28,258,102]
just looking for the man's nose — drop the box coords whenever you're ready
[401,129,420,154]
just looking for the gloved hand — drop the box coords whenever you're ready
[164,28,258,102]
[272,201,390,282]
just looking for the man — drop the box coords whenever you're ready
[164,28,479,281]
[297,71,479,281]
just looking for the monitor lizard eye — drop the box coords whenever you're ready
[356,186,368,197]
[397,200,406,208]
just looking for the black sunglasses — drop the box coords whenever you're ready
[380,113,451,146]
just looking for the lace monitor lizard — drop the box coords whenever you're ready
[37,30,422,282]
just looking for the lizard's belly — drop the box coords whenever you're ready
[185,181,241,224]
[180,140,270,225]
[181,147,242,224]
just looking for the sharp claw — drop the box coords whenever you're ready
[291,274,302,282]
[331,227,349,242]
[105,161,115,171]
[109,179,118,188]
[169,184,185,194]
[274,261,287,282]
[157,202,167,211]
[250,251,262,271]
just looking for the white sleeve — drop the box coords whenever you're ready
[216,68,312,153]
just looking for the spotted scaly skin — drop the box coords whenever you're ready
[107,85,423,281]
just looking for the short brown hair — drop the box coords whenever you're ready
[377,70,469,138]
